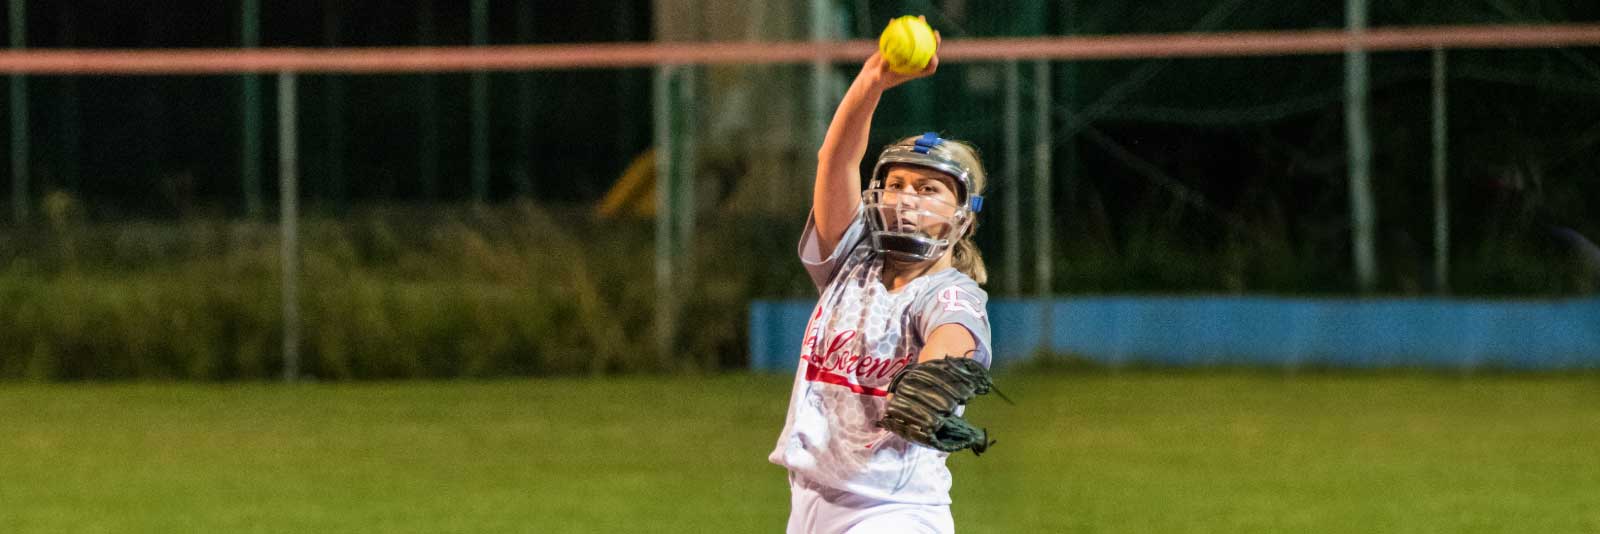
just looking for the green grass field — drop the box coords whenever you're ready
[2,372,1598,533]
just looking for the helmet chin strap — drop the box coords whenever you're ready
[883,256,962,294]
[880,248,951,287]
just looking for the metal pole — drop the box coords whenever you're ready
[417,0,439,201]
[1002,60,1022,296]
[653,66,676,370]
[8,0,27,224]
[242,0,263,217]
[278,72,301,382]
[1345,0,1378,293]
[470,0,489,203]
[1432,47,1449,293]
[808,0,830,148]
[1033,60,1054,351]
[676,68,697,268]
[677,67,700,369]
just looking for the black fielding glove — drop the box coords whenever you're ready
[878,356,999,456]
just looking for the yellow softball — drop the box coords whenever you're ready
[878,16,937,75]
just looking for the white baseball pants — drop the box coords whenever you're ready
[785,473,955,534]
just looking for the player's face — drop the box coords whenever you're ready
[878,166,961,235]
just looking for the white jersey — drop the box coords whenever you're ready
[769,209,993,506]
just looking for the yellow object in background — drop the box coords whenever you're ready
[878,16,937,75]
[597,148,657,219]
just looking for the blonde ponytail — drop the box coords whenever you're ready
[941,139,988,285]
[952,234,988,285]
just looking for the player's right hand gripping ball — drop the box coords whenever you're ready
[879,357,997,456]
[878,15,938,75]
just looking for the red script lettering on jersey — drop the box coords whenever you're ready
[799,315,913,397]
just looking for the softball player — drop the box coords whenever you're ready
[768,45,993,534]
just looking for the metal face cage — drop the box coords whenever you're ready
[861,188,973,261]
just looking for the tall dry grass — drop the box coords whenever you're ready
[0,199,809,380]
